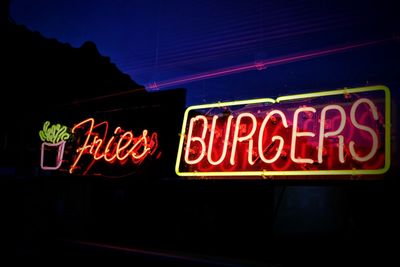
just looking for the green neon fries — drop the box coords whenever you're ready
[39,121,70,144]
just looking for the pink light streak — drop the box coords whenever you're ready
[146,38,393,90]
[69,240,245,266]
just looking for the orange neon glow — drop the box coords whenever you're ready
[230,113,257,166]
[69,118,158,174]
[349,98,379,162]
[318,105,346,163]
[207,115,234,165]
[258,110,288,164]
[290,107,316,164]
[184,116,208,165]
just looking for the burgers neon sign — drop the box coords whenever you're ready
[175,85,390,177]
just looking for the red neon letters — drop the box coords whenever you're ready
[180,94,387,175]
[69,118,158,174]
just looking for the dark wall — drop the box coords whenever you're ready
[1,16,399,267]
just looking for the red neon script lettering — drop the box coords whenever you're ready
[69,118,158,174]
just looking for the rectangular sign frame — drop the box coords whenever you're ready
[175,85,391,177]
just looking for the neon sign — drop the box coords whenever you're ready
[39,118,159,175]
[39,121,70,170]
[69,118,158,174]
[175,85,390,178]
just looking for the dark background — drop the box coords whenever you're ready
[9,0,400,105]
[1,1,400,266]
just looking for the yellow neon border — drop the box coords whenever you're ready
[175,85,390,177]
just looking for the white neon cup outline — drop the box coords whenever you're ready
[40,140,66,170]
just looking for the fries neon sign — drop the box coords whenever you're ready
[69,118,158,174]
[175,85,390,177]
[39,118,159,176]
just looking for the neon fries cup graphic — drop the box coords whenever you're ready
[39,121,70,171]
[40,140,66,170]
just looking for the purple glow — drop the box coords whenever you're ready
[146,38,392,90]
